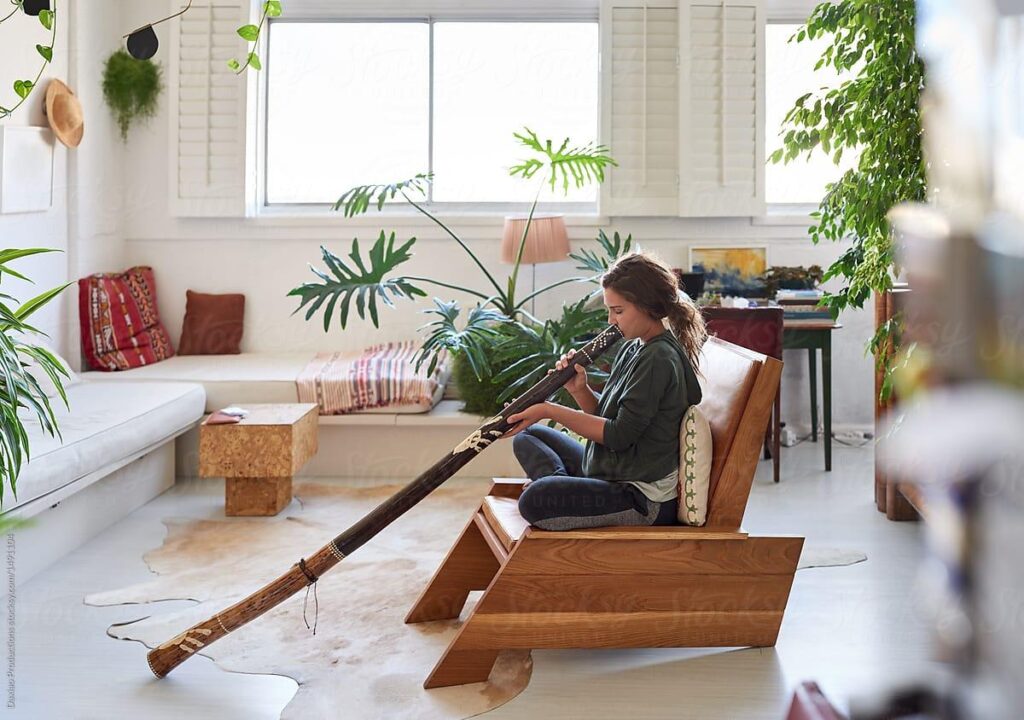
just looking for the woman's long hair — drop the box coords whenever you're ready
[601,251,707,371]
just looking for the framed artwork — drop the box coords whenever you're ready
[0,126,53,214]
[689,246,768,298]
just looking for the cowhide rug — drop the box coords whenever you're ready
[86,480,531,720]
[86,480,865,719]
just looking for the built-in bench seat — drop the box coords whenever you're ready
[12,380,204,516]
[80,352,447,414]
[11,379,205,585]
[82,353,516,480]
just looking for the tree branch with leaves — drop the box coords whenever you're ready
[769,0,927,401]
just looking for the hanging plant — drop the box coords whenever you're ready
[101,49,163,141]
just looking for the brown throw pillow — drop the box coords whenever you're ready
[178,290,245,355]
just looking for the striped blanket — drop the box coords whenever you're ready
[297,342,449,415]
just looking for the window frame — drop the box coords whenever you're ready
[257,15,601,217]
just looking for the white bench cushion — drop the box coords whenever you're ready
[80,353,306,411]
[80,353,447,414]
[10,381,205,513]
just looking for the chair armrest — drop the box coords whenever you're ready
[488,478,528,499]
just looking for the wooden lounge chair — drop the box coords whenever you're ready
[406,337,803,688]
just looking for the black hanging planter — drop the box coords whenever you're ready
[122,0,193,60]
[126,25,159,60]
[21,0,50,16]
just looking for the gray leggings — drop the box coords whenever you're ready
[511,424,678,531]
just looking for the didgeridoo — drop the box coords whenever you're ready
[146,323,624,677]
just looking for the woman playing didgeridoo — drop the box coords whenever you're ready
[502,252,706,530]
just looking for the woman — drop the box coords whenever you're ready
[502,252,706,530]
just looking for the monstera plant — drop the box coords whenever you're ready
[1,248,72,528]
[289,129,630,415]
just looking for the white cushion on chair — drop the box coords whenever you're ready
[678,404,713,526]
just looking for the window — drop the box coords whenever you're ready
[265,20,599,208]
[764,23,859,206]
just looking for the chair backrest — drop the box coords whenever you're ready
[696,337,782,529]
[701,306,784,360]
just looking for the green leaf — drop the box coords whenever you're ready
[38,9,53,30]
[333,173,433,217]
[13,80,32,100]
[227,58,241,71]
[247,53,262,70]
[238,24,260,41]
[36,45,52,63]
[413,300,507,381]
[510,127,617,194]
[288,232,426,330]
[569,229,632,274]
[264,0,282,17]
[13,283,71,323]
[0,248,60,267]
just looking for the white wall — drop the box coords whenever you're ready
[67,1,125,280]
[0,1,70,354]
[111,1,874,432]
[0,0,126,369]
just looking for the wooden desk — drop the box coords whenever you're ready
[782,320,842,471]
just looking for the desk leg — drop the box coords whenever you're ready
[808,348,818,442]
[823,333,832,472]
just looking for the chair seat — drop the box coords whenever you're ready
[481,496,530,551]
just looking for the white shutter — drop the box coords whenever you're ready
[601,0,680,216]
[170,0,248,216]
[678,0,765,216]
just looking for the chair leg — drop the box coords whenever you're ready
[773,389,781,483]
[405,514,501,624]
[424,644,501,689]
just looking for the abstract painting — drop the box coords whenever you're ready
[689,246,768,298]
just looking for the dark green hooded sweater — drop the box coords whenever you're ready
[581,330,702,501]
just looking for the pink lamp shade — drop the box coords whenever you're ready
[500,215,570,265]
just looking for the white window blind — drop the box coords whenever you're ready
[170,0,248,216]
[678,0,765,216]
[601,0,680,216]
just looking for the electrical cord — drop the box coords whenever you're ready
[780,425,875,449]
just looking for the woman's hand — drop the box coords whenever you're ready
[501,402,552,438]
[548,349,588,394]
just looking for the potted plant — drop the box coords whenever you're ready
[102,49,163,141]
[289,129,628,415]
[0,248,72,524]
[761,265,824,299]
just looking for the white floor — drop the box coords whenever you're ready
[7,440,937,719]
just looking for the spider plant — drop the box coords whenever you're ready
[1,248,72,509]
[290,128,626,382]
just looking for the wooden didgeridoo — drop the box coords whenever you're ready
[146,324,624,678]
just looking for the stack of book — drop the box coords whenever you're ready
[776,289,832,320]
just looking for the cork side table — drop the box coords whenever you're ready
[199,403,319,516]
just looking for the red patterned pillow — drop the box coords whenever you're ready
[78,266,175,371]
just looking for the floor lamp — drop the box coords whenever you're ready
[500,215,570,318]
